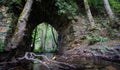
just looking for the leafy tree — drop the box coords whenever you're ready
[55,0,78,19]
[88,0,105,14]
[109,0,120,13]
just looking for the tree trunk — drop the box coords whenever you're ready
[40,30,44,51]
[43,24,48,51]
[31,27,37,51]
[84,0,95,27]
[51,27,58,47]
[6,0,33,51]
[103,0,116,25]
[1,0,72,59]
[40,27,46,52]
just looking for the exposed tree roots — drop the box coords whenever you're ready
[18,52,75,70]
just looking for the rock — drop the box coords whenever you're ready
[106,66,116,70]
[84,63,94,69]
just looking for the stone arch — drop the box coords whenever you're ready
[1,0,75,60]
[1,0,84,61]
[23,0,73,53]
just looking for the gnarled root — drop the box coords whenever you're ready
[18,52,75,70]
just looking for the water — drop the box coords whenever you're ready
[0,53,120,70]
[32,53,56,70]
[31,53,120,70]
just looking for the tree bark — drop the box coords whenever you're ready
[40,30,44,51]
[31,27,37,51]
[103,0,116,25]
[6,0,33,51]
[51,26,58,47]
[43,24,48,51]
[84,0,95,27]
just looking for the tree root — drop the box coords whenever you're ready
[18,52,75,70]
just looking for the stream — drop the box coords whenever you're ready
[0,53,120,70]
[31,53,120,70]
[32,53,55,70]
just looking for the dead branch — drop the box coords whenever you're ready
[18,52,75,70]
[18,52,50,70]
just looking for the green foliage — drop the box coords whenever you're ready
[0,12,4,19]
[109,0,120,13]
[32,23,58,53]
[0,42,5,52]
[55,0,78,19]
[12,0,22,4]
[88,0,103,6]
[34,48,45,53]
[110,28,119,37]
[0,0,22,6]
[86,35,109,44]
[88,0,120,14]
[88,0,105,13]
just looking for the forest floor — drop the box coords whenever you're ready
[56,40,120,70]
[1,40,119,70]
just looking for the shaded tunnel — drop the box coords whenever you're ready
[8,0,74,55]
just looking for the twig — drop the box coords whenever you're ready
[18,52,50,70]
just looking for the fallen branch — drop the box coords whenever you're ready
[18,52,75,70]
[18,52,50,70]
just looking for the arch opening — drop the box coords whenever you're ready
[31,23,58,53]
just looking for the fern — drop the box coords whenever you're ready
[109,0,120,13]
[55,0,78,19]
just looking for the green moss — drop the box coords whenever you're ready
[0,42,5,52]
[86,35,109,44]
[0,12,4,19]
[18,8,27,21]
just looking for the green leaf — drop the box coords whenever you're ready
[0,12,4,19]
